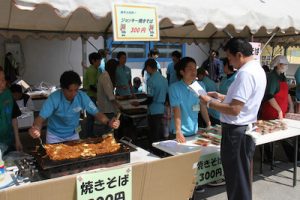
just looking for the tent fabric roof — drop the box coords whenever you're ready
[1,0,300,44]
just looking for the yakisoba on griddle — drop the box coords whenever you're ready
[44,135,121,161]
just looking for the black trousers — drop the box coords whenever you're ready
[221,123,256,200]
[85,96,97,138]
[148,114,164,143]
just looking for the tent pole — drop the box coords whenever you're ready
[284,46,288,56]
[104,20,112,49]
[194,39,209,57]
[261,29,279,51]
[81,35,87,76]
[223,29,233,39]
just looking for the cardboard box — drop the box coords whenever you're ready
[0,150,200,200]
[141,151,200,200]
[17,110,34,129]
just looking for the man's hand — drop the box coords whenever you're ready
[109,118,120,129]
[207,91,225,101]
[176,131,186,143]
[200,95,212,104]
[15,138,23,151]
[29,126,41,138]
[278,110,283,120]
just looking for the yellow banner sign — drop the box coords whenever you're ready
[112,4,160,41]
[76,167,132,200]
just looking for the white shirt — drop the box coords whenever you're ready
[221,60,266,125]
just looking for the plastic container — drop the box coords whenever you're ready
[0,150,6,181]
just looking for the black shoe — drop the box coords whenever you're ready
[194,185,205,193]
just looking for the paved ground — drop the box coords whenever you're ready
[194,143,300,200]
[194,163,300,200]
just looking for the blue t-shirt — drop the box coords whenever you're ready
[133,86,143,94]
[115,65,132,96]
[202,76,217,92]
[219,72,237,95]
[39,90,99,138]
[167,62,179,85]
[295,67,300,101]
[144,60,161,81]
[147,71,168,115]
[169,80,199,136]
[201,77,220,120]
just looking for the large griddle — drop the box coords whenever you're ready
[30,138,136,178]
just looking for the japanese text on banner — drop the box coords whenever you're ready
[77,167,132,200]
[250,42,261,62]
[112,4,159,41]
[196,152,224,186]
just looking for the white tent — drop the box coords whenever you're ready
[1,0,300,45]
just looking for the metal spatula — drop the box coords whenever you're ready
[38,137,46,155]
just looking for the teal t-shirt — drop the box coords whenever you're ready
[169,80,199,136]
[0,89,20,145]
[167,62,179,85]
[201,77,220,120]
[115,65,132,96]
[147,71,168,115]
[219,72,237,95]
[295,67,300,101]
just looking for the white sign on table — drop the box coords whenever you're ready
[76,167,132,200]
[196,152,224,186]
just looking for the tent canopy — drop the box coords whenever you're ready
[1,0,300,45]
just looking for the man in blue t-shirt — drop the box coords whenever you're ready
[141,49,162,84]
[167,50,181,85]
[115,52,133,96]
[131,59,168,146]
[29,71,120,144]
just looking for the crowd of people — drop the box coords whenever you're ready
[1,38,300,200]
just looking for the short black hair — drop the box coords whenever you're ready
[176,57,196,80]
[150,48,159,56]
[223,38,252,57]
[98,49,106,57]
[133,77,141,84]
[221,58,234,72]
[210,49,218,55]
[262,65,270,73]
[197,67,206,75]
[117,51,126,59]
[60,70,82,89]
[10,84,22,93]
[145,58,157,69]
[171,50,181,59]
[88,52,101,65]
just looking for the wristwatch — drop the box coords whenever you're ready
[207,99,213,108]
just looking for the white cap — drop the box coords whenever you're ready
[270,55,289,68]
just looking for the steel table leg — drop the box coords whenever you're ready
[293,136,298,187]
